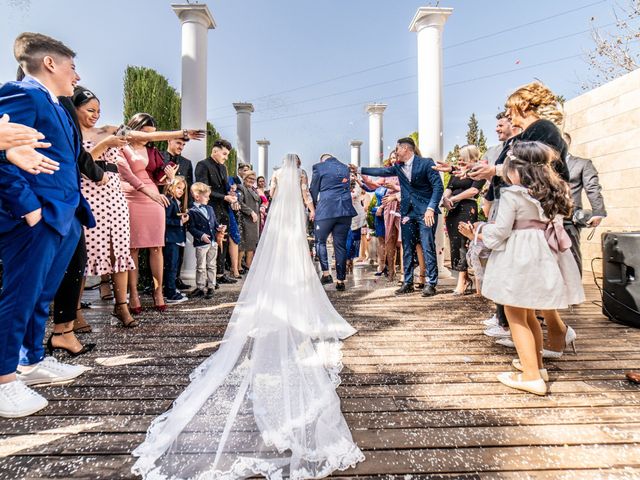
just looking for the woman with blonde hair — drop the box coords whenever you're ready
[504,82,576,358]
[443,144,485,295]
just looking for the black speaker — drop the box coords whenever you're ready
[602,232,640,327]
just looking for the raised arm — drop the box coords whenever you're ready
[360,165,397,178]
[426,162,444,212]
[481,190,517,250]
[127,128,204,144]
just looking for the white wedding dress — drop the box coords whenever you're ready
[132,154,364,479]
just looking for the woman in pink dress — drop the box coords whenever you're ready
[121,113,204,313]
[256,175,270,234]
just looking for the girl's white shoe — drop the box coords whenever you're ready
[543,326,577,359]
[497,371,547,396]
[511,358,549,381]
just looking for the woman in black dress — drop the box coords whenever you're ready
[443,145,485,295]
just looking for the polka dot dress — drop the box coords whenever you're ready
[81,141,136,276]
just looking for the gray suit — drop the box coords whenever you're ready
[565,154,607,272]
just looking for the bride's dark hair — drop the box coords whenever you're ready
[504,141,573,219]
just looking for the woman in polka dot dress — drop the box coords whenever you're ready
[73,88,139,328]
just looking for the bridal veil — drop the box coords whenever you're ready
[132,153,364,479]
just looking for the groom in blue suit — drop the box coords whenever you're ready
[0,33,94,417]
[309,155,357,291]
[355,137,443,296]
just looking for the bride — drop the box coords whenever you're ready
[132,154,364,479]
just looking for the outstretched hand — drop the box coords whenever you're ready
[6,142,58,175]
[432,160,453,173]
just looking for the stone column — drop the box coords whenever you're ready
[350,140,363,167]
[410,6,453,280]
[172,3,215,281]
[366,104,387,167]
[233,103,254,168]
[257,139,270,178]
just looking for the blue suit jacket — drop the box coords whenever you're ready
[309,157,357,221]
[0,78,94,235]
[165,198,187,244]
[187,204,221,248]
[361,156,444,216]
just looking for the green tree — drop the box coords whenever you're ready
[463,113,487,156]
[123,66,181,151]
[205,121,238,175]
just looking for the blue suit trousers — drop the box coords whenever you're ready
[0,218,81,374]
[315,216,351,281]
[401,212,439,287]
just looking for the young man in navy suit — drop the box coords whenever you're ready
[309,155,357,291]
[0,33,95,417]
[354,137,443,297]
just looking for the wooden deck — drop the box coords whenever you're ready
[2,267,640,479]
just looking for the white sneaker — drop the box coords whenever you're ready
[484,324,511,338]
[483,315,499,327]
[17,356,87,386]
[495,337,515,348]
[0,380,48,418]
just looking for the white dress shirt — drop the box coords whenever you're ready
[400,155,415,182]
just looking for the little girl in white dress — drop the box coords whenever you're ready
[463,141,584,396]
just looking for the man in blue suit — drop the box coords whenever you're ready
[0,33,94,418]
[309,155,357,291]
[353,137,443,296]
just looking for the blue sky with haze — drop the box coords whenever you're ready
[0,0,621,171]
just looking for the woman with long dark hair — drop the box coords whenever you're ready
[120,113,203,313]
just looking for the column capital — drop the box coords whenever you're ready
[257,139,270,146]
[233,102,255,114]
[366,103,387,115]
[172,4,216,29]
[409,7,453,32]
[350,140,363,147]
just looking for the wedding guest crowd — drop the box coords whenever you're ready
[0,29,616,422]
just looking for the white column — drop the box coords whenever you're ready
[233,103,254,167]
[173,3,215,281]
[410,6,453,280]
[366,103,386,167]
[350,140,363,167]
[257,139,270,178]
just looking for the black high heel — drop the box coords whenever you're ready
[112,301,139,327]
[46,330,96,357]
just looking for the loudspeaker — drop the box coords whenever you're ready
[602,232,640,327]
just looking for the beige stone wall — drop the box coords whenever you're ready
[563,68,640,275]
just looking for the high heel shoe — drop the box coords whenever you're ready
[543,325,577,359]
[98,280,114,301]
[73,308,92,334]
[46,331,96,357]
[112,301,139,328]
[452,279,473,296]
[129,295,143,315]
[374,266,388,277]
[153,295,167,313]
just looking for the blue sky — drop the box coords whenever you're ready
[0,0,622,171]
